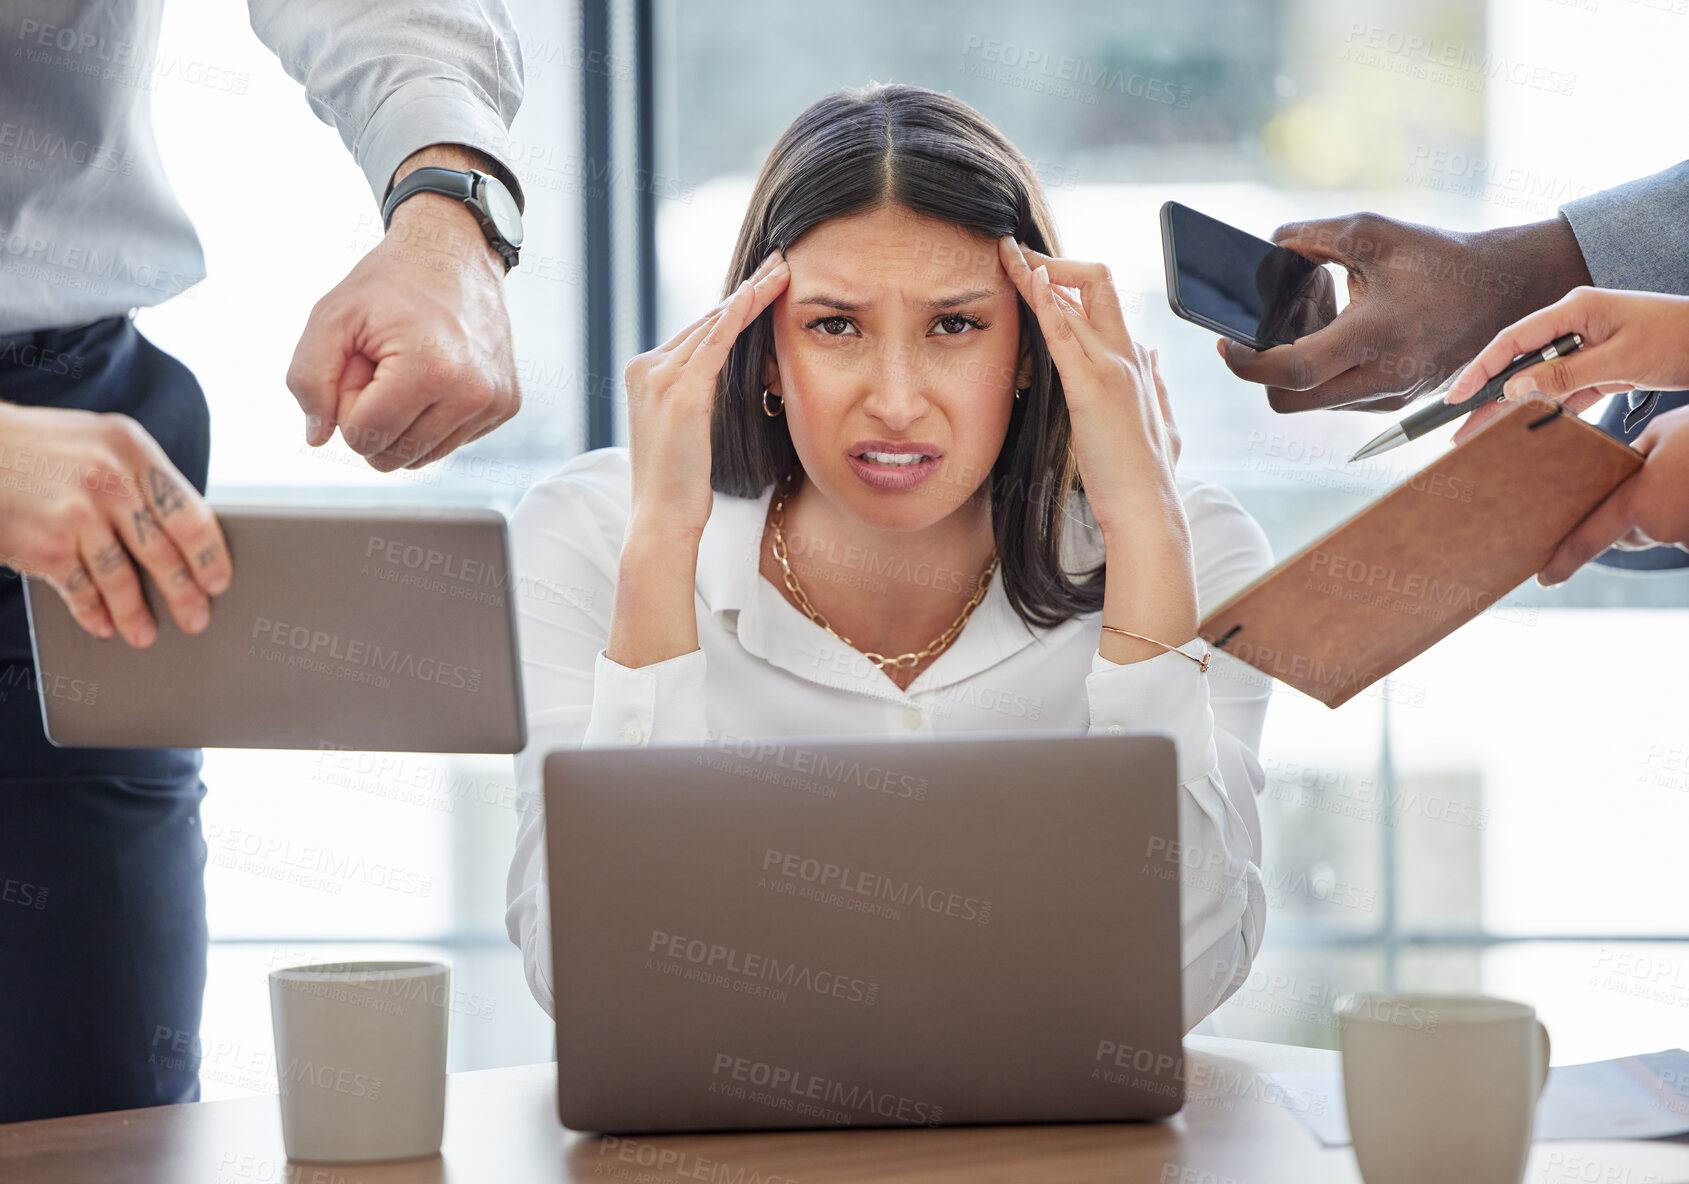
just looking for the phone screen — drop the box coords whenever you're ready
[1161,201,1335,350]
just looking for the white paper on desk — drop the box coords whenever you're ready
[1266,1049,1689,1148]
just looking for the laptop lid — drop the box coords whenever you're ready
[544,731,1184,1133]
[24,505,525,753]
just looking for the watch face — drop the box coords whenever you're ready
[479,176,524,249]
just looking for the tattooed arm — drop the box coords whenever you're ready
[0,402,231,646]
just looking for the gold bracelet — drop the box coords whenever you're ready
[1099,624,1212,672]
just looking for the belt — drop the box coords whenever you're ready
[0,316,121,355]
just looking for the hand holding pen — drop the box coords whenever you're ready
[1349,332,1583,461]
[1441,286,1689,446]
[1343,285,1689,581]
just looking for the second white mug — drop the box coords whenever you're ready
[1336,992,1550,1184]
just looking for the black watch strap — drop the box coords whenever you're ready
[381,166,520,272]
[381,166,476,226]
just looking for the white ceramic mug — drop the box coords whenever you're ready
[268,960,450,1163]
[1336,993,1550,1184]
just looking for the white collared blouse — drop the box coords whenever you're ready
[504,446,1275,1031]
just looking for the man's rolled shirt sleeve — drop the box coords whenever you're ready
[247,0,526,207]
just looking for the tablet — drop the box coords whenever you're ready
[23,505,526,753]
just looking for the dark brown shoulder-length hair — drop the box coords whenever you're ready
[710,81,1104,631]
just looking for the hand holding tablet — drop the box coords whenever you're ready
[0,402,231,646]
[24,506,525,753]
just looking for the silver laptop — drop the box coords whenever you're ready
[24,505,525,753]
[544,731,1185,1133]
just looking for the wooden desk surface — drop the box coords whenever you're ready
[4,1037,1688,1184]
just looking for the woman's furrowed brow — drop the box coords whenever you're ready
[791,286,1000,312]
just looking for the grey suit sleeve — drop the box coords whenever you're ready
[247,0,525,208]
[1560,160,1689,296]
[1560,160,1689,416]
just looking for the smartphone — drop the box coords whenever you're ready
[1160,200,1335,351]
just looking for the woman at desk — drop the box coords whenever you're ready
[504,84,1274,1031]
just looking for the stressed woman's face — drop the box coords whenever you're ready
[764,204,1028,530]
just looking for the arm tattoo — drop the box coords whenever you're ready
[148,467,186,517]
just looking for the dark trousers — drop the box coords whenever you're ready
[0,316,211,1122]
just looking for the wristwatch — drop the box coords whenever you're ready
[381,166,524,273]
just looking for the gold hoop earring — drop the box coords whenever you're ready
[762,389,784,417]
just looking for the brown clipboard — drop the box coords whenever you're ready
[1198,401,1644,708]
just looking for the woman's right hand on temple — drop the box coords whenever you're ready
[621,250,790,542]
[0,403,231,646]
[1445,288,1689,444]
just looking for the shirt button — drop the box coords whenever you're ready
[620,722,645,745]
[902,707,924,731]
[1106,724,1125,736]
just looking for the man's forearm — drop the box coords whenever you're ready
[1476,215,1593,314]
[383,144,514,275]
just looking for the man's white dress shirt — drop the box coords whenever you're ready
[1,0,523,333]
[504,446,1275,1031]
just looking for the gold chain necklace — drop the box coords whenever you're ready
[768,471,998,673]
